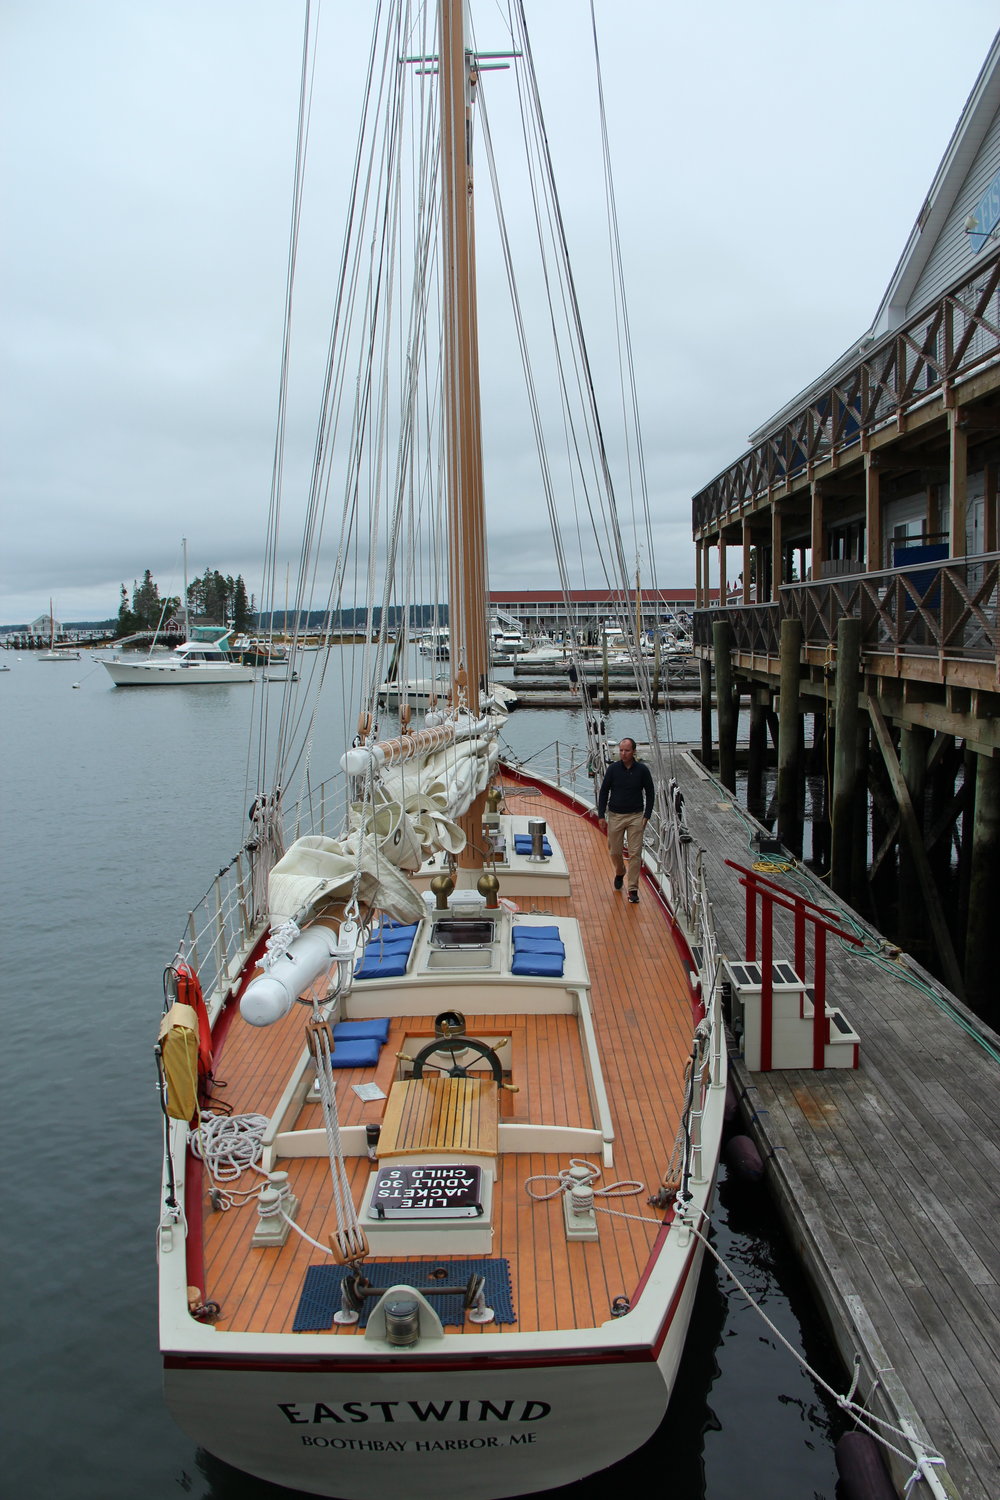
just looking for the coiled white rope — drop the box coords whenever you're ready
[189,1112,270,1207]
[524,1159,643,1203]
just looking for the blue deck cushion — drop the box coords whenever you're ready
[511,938,564,956]
[512,954,566,978]
[355,948,410,980]
[511,949,565,978]
[512,925,561,943]
[328,1036,382,1068]
[333,1017,391,1044]
[513,834,552,855]
[356,923,418,980]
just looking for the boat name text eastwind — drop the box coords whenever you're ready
[278,1399,552,1425]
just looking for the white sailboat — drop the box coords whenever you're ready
[156,7,725,1497]
[37,600,80,660]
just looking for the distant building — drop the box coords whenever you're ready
[488,588,696,636]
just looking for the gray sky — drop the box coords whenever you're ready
[2,1,997,625]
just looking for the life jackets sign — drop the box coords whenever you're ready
[159,1002,200,1122]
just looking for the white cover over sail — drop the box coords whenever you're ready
[267,731,499,925]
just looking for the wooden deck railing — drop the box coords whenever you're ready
[693,553,999,666]
[692,250,1000,536]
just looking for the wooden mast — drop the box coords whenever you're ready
[440,0,489,869]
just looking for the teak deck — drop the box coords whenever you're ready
[670,746,1000,1500]
[199,780,700,1339]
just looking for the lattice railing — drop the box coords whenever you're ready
[693,555,999,664]
[693,250,1000,535]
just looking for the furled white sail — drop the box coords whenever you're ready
[266,725,500,926]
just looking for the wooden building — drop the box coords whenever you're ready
[690,35,1000,1023]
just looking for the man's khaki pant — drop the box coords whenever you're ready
[606,810,646,892]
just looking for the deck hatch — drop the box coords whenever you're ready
[430,918,496,947]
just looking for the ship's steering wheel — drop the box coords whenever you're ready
[409,1034,505,1083]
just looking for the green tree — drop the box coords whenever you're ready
[117,583,137,637]
[232,575,250,631]
[132,570,163,630]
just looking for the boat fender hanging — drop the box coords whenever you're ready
[834,1432,897,1500]
[723,1134,764,1184]
[723,1078,742,1138]
[240,925,340,1027]
[158,1003,201,1123]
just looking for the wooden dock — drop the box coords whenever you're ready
[668,746,1000,1500]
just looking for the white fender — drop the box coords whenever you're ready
[240,925,339,1027]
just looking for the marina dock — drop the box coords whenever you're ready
[502,657,702,710]
[668,746,1000,1500]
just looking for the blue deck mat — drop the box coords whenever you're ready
[293,1258,516,1331]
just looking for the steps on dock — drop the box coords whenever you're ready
[724,958,860,1070]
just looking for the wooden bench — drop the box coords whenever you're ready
[377,1076,499,1159]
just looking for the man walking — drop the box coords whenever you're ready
[597,737,655,903]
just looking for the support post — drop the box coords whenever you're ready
[831,618,862,897]
[867,695,966,1000]
[713,622,737,793]
[771,503,783,600]
[965,750,1000,1026]
[948,409,968,559]
[699,656,713,769]
[865,455,882,570]
[809,480,827,579]
[747,690,768,821]
[777,617,803,854]
[899,725,932,960]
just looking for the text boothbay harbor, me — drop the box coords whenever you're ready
[278,1399,552,1425]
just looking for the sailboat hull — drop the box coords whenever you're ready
[162,1244,706,1498]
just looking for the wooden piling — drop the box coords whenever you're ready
[831,617,861,899]
[777,617,803,853]
[899,724,932,960]
[747,690,768,821]
[965,749,1000,1026]
[712,621,737,791]
[699,657,713,769]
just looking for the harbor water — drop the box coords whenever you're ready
[3,653,849,1498]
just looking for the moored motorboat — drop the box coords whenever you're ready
[104,633,257,685]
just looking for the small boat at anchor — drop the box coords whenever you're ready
[103,633,258,685]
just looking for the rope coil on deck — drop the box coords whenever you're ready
[524,1160,644,1203]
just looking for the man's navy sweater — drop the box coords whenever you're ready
[597,759,654,819]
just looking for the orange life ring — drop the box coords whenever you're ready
[174,961,214,1079]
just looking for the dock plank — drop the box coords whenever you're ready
[669,746,1000,1500]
